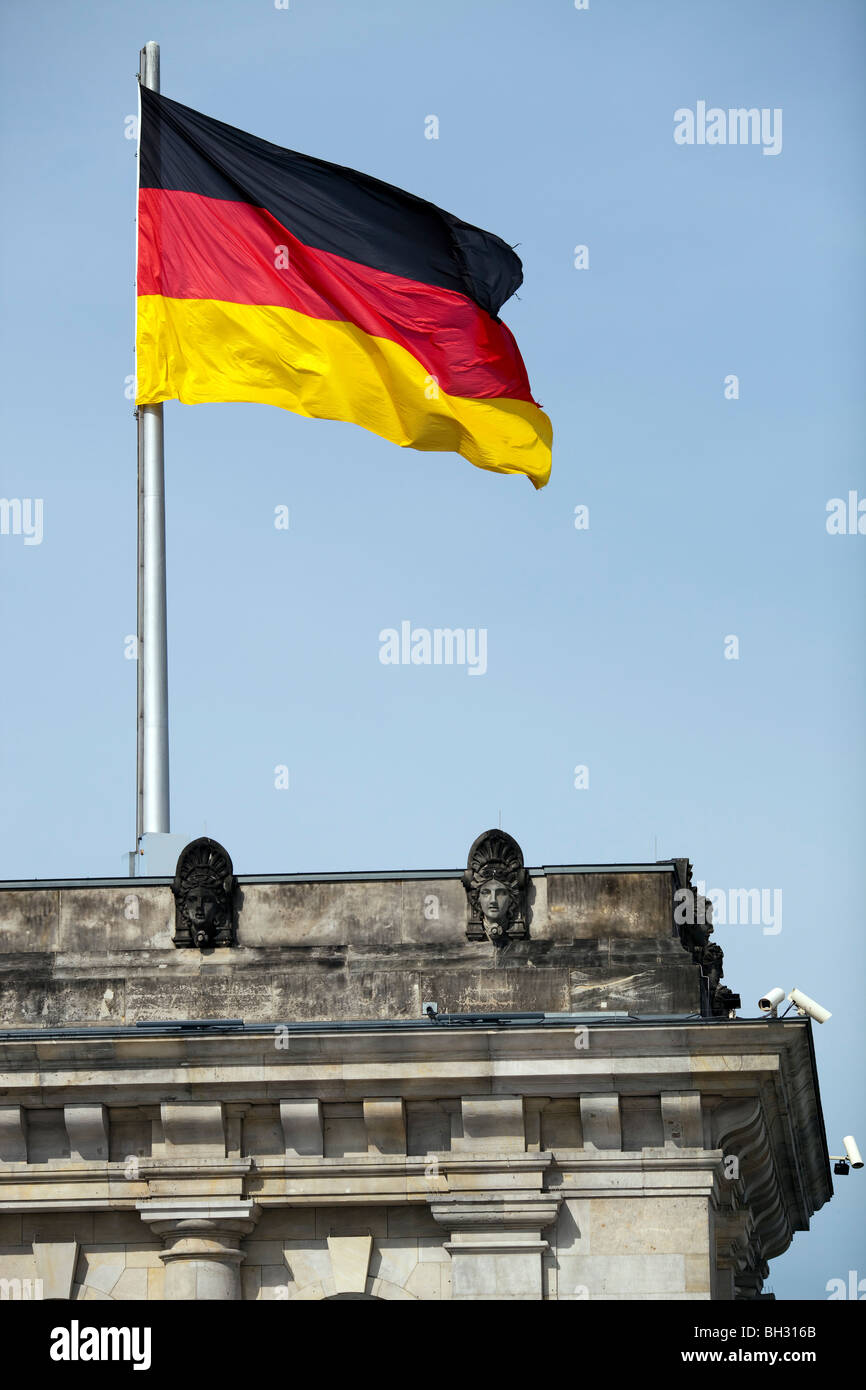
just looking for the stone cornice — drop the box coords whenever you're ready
[0,1153,554,1208]
[0,1020,815,1100]
[0,1154,550,1181]
[250,1154,552,1176]
[0,1022,829,1247]
[0,1016,811,1056]
[0,1158,252,1182]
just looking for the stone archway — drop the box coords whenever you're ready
[287,1277,417,1301]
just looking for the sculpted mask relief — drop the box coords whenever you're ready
[172,838,236,949]
[462,830,528,943]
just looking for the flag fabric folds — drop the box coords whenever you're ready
[136,88,552,487]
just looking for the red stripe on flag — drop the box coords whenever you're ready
[137,188,536,405]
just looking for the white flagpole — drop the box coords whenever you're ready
[136,40,170,853]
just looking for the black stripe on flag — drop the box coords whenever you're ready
[139,87,523,319]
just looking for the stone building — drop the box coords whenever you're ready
[0,831,831,1300]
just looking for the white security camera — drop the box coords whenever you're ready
[759,987,786,1013]
[831,1135,863,1176]
[788,988,832,1024]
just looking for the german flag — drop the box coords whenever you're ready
[136,89,551,488]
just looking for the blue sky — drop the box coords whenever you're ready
[0,0,863,1298]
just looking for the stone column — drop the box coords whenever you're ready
[429,1193,561,1301]
[137,1200,260,1300]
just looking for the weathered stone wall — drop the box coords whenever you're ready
[550,1196,713,1301]
[0,866,699,1026]
[0,1208,451,1301]
[0,1200,712,1301]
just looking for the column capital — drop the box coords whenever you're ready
[136,1200,260,1298]
[428,1192,562,1300]
[136,1198,260,1236]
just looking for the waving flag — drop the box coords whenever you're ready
[136,88,551,487]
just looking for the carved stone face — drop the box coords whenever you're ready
[172,838,236,951]
[185,888,219,931]
[478,879,511,932]
[463,831,527,944]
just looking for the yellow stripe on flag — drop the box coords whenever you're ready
[136,295,552,488]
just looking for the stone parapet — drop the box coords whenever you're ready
[0,863,701,1025]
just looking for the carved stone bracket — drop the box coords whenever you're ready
[712,1098,791,1297]
[462,829,528,944]
[0,1105,27,1162]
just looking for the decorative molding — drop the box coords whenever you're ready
[137,1198,259,1229]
